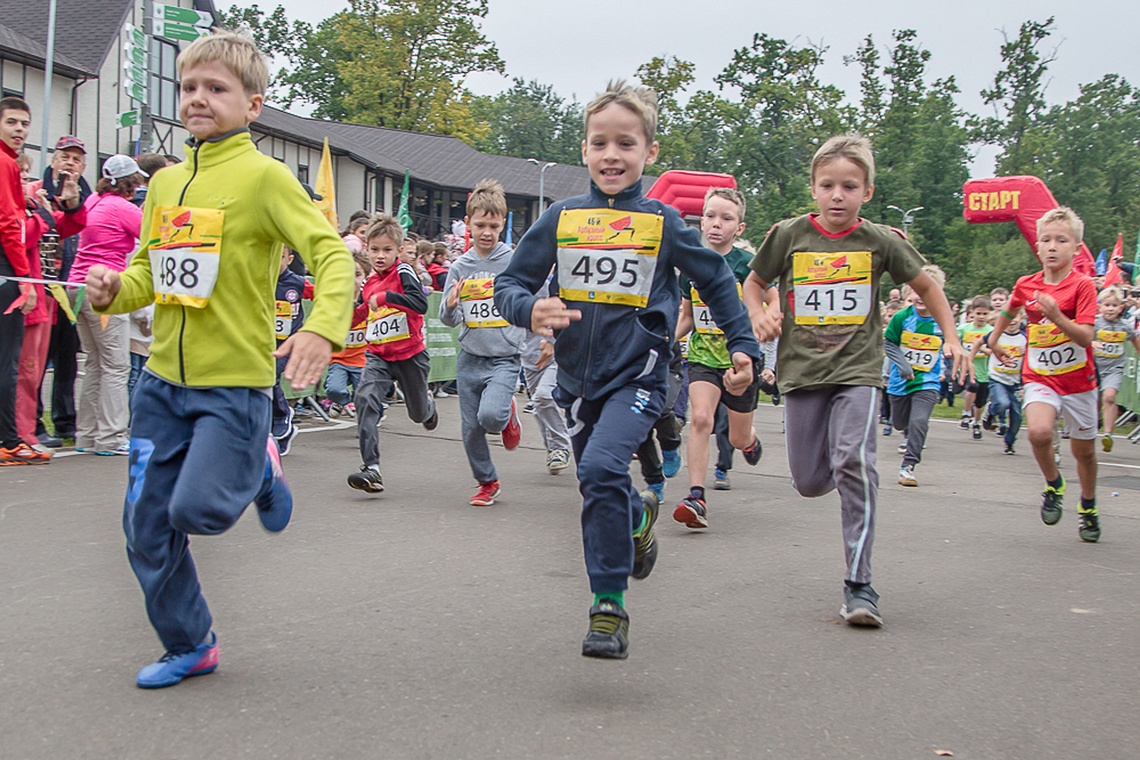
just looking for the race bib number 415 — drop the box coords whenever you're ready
[149,206,224,308]
[556,209,663,308]
[792,251,872,325]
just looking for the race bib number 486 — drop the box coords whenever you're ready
[460,278,508,328]
[556,209,663,308]
[149,206,224,308]
[792,251,872,325]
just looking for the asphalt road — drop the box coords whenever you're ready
[2,397,1138,760]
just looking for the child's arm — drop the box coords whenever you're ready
[675,298,694,342]
[743,272,781,342]
[908,271,967,382]
[494,206,581,336]
[1036,292,1094,346]
[380,264,429,314]
[439,266,465,327]
[882,311,913,379]
[987,313,1015,366]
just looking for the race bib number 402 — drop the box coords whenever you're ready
[1028,323,1085,375]
[149,206,224,308]
[792,251,872,325]
[460,278,508,328]
[556,209,663,308]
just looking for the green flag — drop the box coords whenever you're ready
[1135,224,1140,267]
[397,169,412,231]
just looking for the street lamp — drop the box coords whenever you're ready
[527,158,556,216]
[887,205,924,238]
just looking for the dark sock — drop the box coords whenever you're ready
[1047,475,1064,490]
[689,486,705,502]
[845,580,869,590]
[1080,496,1096,512]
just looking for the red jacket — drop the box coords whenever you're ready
[23,200,87,325]
[0,142,27,276]
[361,262,428,361]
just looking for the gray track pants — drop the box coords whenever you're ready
[889,389,938,468]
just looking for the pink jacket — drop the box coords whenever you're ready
[67,192,141,285]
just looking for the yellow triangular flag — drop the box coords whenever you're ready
[48,283,78,324]
[314,137,338,230]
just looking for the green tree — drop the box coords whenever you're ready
[468,79,583,164]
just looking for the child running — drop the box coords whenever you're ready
[271,248,305,454]
[495,81,759,659]
[84,32,354,688]
[977,309,1025,454]
[440,179,525,507]
[990,207,1100,542]
[348,214,438,494]
[323,251,371,417]
[958,296,993,440]
[743,134,965,627]
[883,266,948,487]
[1092,285,1140,451]
[673,187,762,528]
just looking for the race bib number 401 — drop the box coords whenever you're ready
[556,209,663,308]
[460,278,508,328]
[792,251,872,325]
[1094,329,1126,359]
[1028,323,1085,375]
[149,206,224,308]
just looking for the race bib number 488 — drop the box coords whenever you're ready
[792,251,872,325]
[556,209,663,308]
[149,206,224,308]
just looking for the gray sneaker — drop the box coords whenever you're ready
[840,584,884,627]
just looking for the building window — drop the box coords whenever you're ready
[297,165,309,184]
[148,37,179,121]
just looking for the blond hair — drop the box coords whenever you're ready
[811,134,875,186]
[921,264,946,289]
[1035,206,1085,242]
[365,214,405,248]
[466,178,507,219]
[704,186,746,219]
[585,80,658,142]
[1099,285,1125,304]
[351,250,371,275]
[178,31,268,96]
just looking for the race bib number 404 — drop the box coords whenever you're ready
[1028,323,1085,375]
[556,209,663,308]
[792,251,872,325]
[460,278,508,328]
[366,307,410,345]
[149,206,224,308]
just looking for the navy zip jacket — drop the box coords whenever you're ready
[495,180,759,401]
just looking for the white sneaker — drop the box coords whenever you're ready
[896,438,907,455]
[898,465,918,487]
[546,448,571,474]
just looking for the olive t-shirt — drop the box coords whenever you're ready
[750,214,926,393]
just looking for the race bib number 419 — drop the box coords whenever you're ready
[556,209,663,308]
[149,206,224,308]
[792,251,872,325]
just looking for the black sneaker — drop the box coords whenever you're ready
[981,409,994,431]
[1041,480,1065,525]
[631,491,659,580]
[422,408,439,431]
[971,422,982,440]
[672,496,708,529]
[959,414,970,430]
[742,436,762,466]
[1078,504,1101,543]
[347,466,384,493]
[581,600,629,659]
[840,584,883,627]
[1003,443,1015,455]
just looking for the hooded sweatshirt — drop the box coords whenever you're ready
[439,241,525,357]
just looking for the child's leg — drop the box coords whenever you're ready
[973,383,990,422]
[324,363,353,406]
[1101,387,1118,434]
[685,379,720,489]
[725,408,757,451]
[1024,398,1061,482]
[456,351,497,483]
[826,386,880,585]
[636,431,663,486]
[1060,392,1099,499]
[1004,386,1023,446]
[654,408,681,455]
[714,402,734,472]
[390,352,434,424]
[561,380,664,594]
[901,389,938,467]
[889,393,911,434]
[355,355,392,468]
[783,388,838,497]
[477,355,521,433]
[126,374,270,653]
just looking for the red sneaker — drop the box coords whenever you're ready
[470,480,501,506]
[501,398,521,451]
[0,442,52,466]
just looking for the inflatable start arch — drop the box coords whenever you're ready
[962,176,1095,276]
[648,170,736,218]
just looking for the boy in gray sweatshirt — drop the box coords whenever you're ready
[440,179,525,506]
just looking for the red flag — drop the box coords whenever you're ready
[1104,233,1124,286]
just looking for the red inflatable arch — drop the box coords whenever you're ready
[962,176,1095,277]
[647,170,736,218]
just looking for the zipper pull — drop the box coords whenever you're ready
[608,197,614,208]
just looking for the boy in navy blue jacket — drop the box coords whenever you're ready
[495,81,760,659]
[271,248,306,455]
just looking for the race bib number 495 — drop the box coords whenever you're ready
[792,251,872,325]
[556,209,662,308]
[149,206,224,308]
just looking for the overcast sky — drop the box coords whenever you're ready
[220,0,1140,175]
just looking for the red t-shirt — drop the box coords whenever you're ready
[1008,269,1097,394]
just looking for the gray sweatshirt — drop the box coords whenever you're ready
[439,242,526,357]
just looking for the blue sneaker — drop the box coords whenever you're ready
[647,481,664,505]
[136,631,218,688]
[254,436,293,533]
[714,468,731,490]
[661,448,681,478]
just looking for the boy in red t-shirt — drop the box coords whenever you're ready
[347,214,438,493]
[990,207,1100,542]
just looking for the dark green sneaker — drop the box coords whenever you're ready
[631,490,659,581]
[1078,504,1101,543]
[840,584,884,627]
[581,600,629,659]
[1041,480,1065,525]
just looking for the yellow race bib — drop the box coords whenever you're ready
[1094,329,1126,359]
[149,206,224,308]
[556,209,662,307]
[460,277,508,328]
[900,330,942,373]
[1028,323,1085,375]
[792,251,872,325]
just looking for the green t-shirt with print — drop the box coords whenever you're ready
[680,246,752,369]
[750,214,926,393]
[958,323,993,382]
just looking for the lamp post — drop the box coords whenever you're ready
[527,158,556,216]
[887,205,924,238]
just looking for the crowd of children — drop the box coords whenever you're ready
[1,29,1136,691]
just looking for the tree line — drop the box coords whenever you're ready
[218,2,1140,299]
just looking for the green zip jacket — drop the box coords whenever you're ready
[98,130,354,388]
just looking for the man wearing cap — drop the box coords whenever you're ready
[66,154,146,455]
[31,136,94,447]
